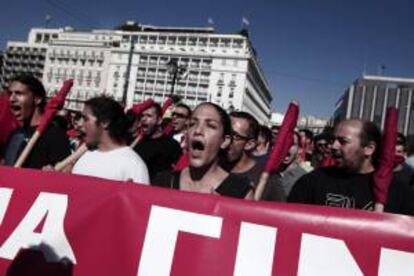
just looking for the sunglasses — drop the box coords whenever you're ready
[232,131,252,141]
[172,112,189,119]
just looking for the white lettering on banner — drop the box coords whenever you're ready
[297,233,363,276]
[0,192,76,263]
[138,205,223,276]
[378,248,414,276]
[234,222,277,276]
[0,188,13,226]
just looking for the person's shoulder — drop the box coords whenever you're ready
[42,122,69,139]
[224,173,254,190]
[117,147,146,163]
[152,169,178,188]
[300,167,332,178]
[216,173,253,198]
[162,135,181,147]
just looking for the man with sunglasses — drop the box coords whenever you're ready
[221,111,286,201]
[172,103,191,147]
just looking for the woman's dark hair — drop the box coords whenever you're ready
[10,74,46,111]
[85,96,130,143]
[196,102,231,137]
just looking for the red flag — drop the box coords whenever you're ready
[373,107,398,205]
[320,155,337,168]
[163,120,174,136]
[161,97,173,115]
[130,99,155,115]
[0,92,20,149]
[37,79,73,133]
[264,102,299,173]
[393,154,406,168]
[174,153,190,171]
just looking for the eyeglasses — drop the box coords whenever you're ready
[172,112,188,119]
[232,131,252,141]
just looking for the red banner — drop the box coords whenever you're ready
[0,166,414,275]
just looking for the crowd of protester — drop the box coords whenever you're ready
[2,74,414,216]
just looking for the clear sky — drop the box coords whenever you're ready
[2,0,414,117]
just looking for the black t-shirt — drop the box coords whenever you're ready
[153,170,252,199]
[133,135,182,180]
[288,167,414,215]
[4,123,71,169]
[393,164,414,187]
[385,168,414,216]
[288,167,375,210]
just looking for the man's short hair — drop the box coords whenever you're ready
[10,74,46,111]
[397,133,407,151]
[230,111,260,140]
[258,125,272,144]
[299,129,314,140]
[85,96,129,143]
[359,120,382,167]
[149,103,163,118]
[175,103,191,117]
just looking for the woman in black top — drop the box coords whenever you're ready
[154,102,253,199]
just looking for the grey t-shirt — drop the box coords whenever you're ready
[234,162,286,202]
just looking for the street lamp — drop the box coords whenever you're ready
[166,58,187,97]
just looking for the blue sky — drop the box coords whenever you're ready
[2,0,414,117]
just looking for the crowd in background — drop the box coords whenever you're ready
[2,74,414,216]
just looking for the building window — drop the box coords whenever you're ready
[217,87,223,98]
[229,88,234,98]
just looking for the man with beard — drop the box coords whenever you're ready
[133,103,182,181]
[3,74,71,169]
[72,96,149,184]
[288,119,414,215]
[222,111,285,201]
[172,103,191,147]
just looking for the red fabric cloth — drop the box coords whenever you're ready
[373,107,398,205]
[162,121,174,136]
[161,97,173,115]
[130,99,155,115]
[264,103,299,173]
[0,92,20,151]
[38,80,73,133]
[320,155,337,168]
[393,154,406,168]
[174,153,190,171]
[0,166,413,275]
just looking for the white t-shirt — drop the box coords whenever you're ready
[72,146,149,184]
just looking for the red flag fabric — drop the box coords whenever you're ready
[320,155,337,168]
[174,153,189,171]
[0,92,20,150]
[393,154,406,168]
[373,107,398,205]
[264,102,299,173]
[161,97,173,115]
[0,166,414,275]
[162,120,174,136]
[130,99,155,115]
[37,80,73,133]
